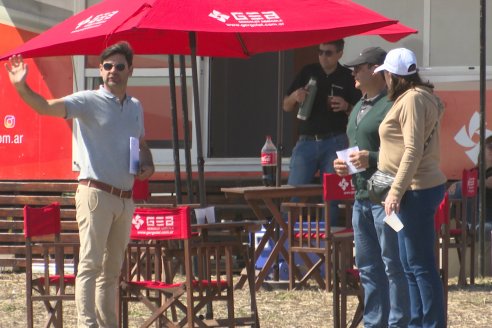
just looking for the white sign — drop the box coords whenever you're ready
[209,10,284,27]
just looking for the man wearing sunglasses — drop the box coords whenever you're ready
[283,39,361,225]
[5,41,154,328]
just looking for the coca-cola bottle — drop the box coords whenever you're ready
[261,136,277,187]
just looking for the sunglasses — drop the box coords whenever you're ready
[102,63,126,72]
[318,49,336,57]
[352,63,375,74]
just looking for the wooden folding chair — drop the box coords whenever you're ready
[120,206,250,327]
[434,192,450,324]
[447,168,478,286]
[284,173,355,291]
[332,231,363,328]
[24,202,79,328]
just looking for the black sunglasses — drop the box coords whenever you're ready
[102,63,126,72]
[352,63,374,73]
[318,49,335,57]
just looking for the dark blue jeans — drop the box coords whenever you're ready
[287,134,348,226]
[353,199,410,327]
[397,184,445,328]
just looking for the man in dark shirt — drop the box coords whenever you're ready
[283,39,361,225]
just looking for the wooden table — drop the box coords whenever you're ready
[221,184,323,290]
[192,220,265,234]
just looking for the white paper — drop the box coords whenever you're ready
[194,206,216,224]
[336,146,366,175]
[194,208,206,224]
[205,206,216,223]
[129,137,140,175]
[384,211,404,232]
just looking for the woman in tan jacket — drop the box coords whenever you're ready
[374,48,447,328]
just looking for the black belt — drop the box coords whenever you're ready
[299,132,344,141]
[79,179,132,199]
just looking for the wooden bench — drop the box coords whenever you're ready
[0,181,78,270]
[0,178,269,271]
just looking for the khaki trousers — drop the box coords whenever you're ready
[75,184,134,328]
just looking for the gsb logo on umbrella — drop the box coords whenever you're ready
[73,11,119,33]
[209,10,230,23]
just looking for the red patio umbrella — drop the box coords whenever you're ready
[0,0,403,60]
[361,23,417,42]
[0,0,416,204]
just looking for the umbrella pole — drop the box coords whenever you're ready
[190,32,206,206]
[168,55,183,204]
[478,0,487,277]
[270,51,286,281]
[276,51,285,187]
[179,55,194,204]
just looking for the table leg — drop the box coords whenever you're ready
[245,232,260,327]
[264,198,285,281]
[255,232,286,289]
[234,218,275,289]
[244,198,305,289]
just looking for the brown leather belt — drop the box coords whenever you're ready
[79,179,132,199]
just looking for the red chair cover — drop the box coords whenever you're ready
[23,202,61,238]
[434,192,449,232]
[462,168,478,198]
[132,179,150,201]
[131,206,190,240]
[323,173,356,201]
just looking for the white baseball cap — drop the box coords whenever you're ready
[374,48,417,76]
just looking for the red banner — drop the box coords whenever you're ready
[323,173,356,201]
[462,168,478,198]
[131,206,190,240]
